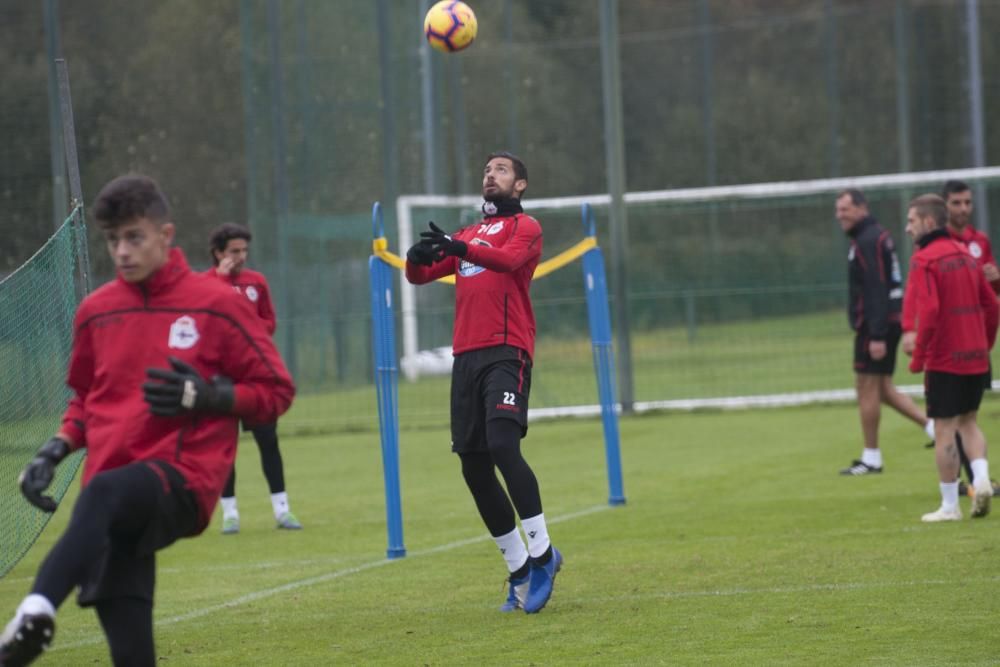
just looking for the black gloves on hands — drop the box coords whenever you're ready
[406,240,437,267]
[420,222,467,259]
[20,436,71,512]
[143,356,234,417]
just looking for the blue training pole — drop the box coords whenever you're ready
[369,202,406,558]
[581,203,626,505]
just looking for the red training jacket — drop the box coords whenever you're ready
[60,248,295,531]
[949,224,1000,295]
[907,230,999,374]
[205,266,277,335]
[904,223,1000,331]
[405,212,543,359]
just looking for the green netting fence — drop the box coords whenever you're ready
[0,208,88,578]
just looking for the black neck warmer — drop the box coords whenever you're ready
[482,197,523,218]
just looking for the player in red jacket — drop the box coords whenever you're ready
[904,180,1000,343]
[903,180,1000,495]
[0,175,295,666]
[904,194,998,523]
[405,152,561,614]
[943,179,1000,293]
[207,223,301,534]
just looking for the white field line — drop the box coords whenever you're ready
[53,504,611,651]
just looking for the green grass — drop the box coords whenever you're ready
[4,399,1000,665]
[287,308,977,435]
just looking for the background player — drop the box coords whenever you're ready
[835,189,934,476]
[903,193,997,521]
[208,223,302,533]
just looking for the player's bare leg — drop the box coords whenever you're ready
[957,413,991,517]
[922,417,963,522]
[841,374,884,475]
[878,376,928,428]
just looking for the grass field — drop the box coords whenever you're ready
[283,308,966,435]
[3,399,1000,665]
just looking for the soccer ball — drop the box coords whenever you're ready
[424,1,478,53]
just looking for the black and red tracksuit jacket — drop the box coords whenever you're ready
[405,212,543,359]
[907,228,999,374]
[60,248,295,531]
[846,217,903,339]
[206,266,277,336]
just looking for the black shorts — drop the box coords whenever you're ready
[853,324,901,375]
[925,371,990,419]
[77,460,199,607]
[450,345,532,454]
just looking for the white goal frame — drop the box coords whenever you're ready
[395,165,1000,410]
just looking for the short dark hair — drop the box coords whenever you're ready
[208,223,253,265]
[942,180,971,198]
[837,188,867,207]
[909,193,947,228]
[485,151,528,182]
[92,174,170,229]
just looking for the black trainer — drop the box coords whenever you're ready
[0,613,55,667]
[839,460,882,476]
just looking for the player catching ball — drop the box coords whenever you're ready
[405,151,562,614]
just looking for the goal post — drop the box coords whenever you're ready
[396,165,1000,415]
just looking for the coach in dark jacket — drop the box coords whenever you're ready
[836,188,933,477]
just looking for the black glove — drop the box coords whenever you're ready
[420,221,467,259]
[406,240,437,267]
[143,356,234,417]
[19,436,71,512]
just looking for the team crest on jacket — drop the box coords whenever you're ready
[969,241,983,259]
[168,316,200,350]
[459,238,491,277]
[245,285,259,302]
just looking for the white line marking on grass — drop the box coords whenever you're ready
[54,504,611,652]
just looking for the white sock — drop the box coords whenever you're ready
[270,492,289,519]
[520,514,551,559]
[492,527,529,574]
[861,448,882,468]
[220,496,239,520]
[18,594,55,619]
[971,458,990,489]
[924,419,935,440]
[940,481,960,511]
